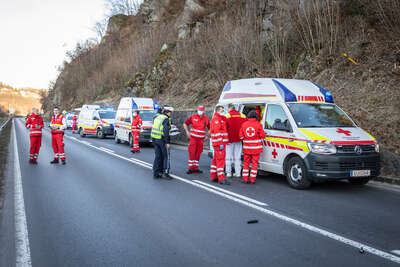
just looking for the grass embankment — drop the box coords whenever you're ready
[0,118,11,212]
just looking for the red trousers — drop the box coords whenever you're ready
[210,145,226,181]
[72,123,77,133]
[242,153,260,182]
[52,133,65,160]
[131,132,140,151]
[188,137,204,170]
[29,135,42,162]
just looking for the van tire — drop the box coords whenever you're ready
[97,129,105,139]
[285,157,312,189]
[79,128,86,137]
[114,132,121,144]
[348,178,370,185]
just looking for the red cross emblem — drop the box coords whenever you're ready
[246,127,256,137]
[336,128,351,136]
[272,149,278,159]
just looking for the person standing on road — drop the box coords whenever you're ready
[239,110,266,184]
[225,103,247,178]
[50,107,67,165]
[151,105,173,179]
[25,108,44,164]
[183,105,210,174]
[210,105,230,185]
[72,114,77,134]
[131,110,143,153]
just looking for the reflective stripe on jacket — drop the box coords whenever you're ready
[239,118,266,154]
[210,113,228,146]
[25,113,44,136]
[131,115,143,133]
[151,114,167,139]
[51,114,65,134]
[185,114,210,139]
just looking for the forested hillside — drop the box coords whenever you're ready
[0,82,43,116]
[40,0,400,176]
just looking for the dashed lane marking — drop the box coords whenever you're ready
[66,134,400,264]
[13,120,32,267]
[392,250,400,256]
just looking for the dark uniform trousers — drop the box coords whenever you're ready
[153,138,168,176]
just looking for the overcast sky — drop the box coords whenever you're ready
[0,0,107,89]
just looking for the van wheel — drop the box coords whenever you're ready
[286,157,312,189]
[114,132,120,144]
[79,128,86,137]
[348,178,370,185]
[97,129,105,139]
[129,134,133,147]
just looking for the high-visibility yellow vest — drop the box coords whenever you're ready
[151,114,168,139]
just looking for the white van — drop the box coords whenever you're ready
[114,97,159,146]
[78,105,116,138]
[215,78,380,189]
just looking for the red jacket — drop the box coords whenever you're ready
[185,114,210,139]
[25,113,43,136]
[131,115,143,132]
[210,112,228,146]
[50,114,65,134]
[72,115,77,124]
[225,109,247,143]
[239,118,266,154]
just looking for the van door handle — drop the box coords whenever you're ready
[289,139,294,142]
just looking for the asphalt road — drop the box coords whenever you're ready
[1,118,399,266]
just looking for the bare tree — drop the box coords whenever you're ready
[92,17,109,43]
[106,0,142,16]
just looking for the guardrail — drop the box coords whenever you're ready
[0,116,12,133]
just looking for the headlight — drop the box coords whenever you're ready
[307,142,337,154]
[374,143,379,152]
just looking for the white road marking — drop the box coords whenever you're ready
[0,117,11,132]
[13,120,32,267]
[99,147,114,153]
[67,135,400,264]
[193,180,268,206]
[130,157,152,167]
[392,250,400,256]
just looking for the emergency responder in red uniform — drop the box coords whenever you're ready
[210,105,230,185]
[131,110,143,153]
[183,105,210,174]
[25,108,44,164]
[50,107,67,165]
[225,103,247,178]
[239,110,266,184]
[72,114,77,134]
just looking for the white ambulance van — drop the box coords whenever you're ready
[216,78,380,189]
[78,105,116,138]
[114,97,159,146]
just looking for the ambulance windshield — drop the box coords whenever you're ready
[287,103,355,128]
[99,111,116,119]
[137,110,156,121]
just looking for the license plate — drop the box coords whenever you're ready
[350,170,371,177]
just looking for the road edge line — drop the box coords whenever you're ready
[13,119,32,267]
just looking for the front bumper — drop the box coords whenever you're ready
[304,152,380,181]
[139,129,152,143]
[102,126,114,135]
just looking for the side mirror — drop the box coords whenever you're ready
[93,116,99,120]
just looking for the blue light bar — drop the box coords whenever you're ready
[312,82,334,103]
[223,81,231,92]
[132,100,138,110]
[272,79,297,102]
[153,101,159,110]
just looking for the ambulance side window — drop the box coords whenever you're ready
[116,109,126,122]
[265,105,291,132]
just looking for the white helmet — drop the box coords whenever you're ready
[163,105,174,112]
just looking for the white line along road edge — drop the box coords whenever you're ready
[13,120,32,267]
[67,135,400,264]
